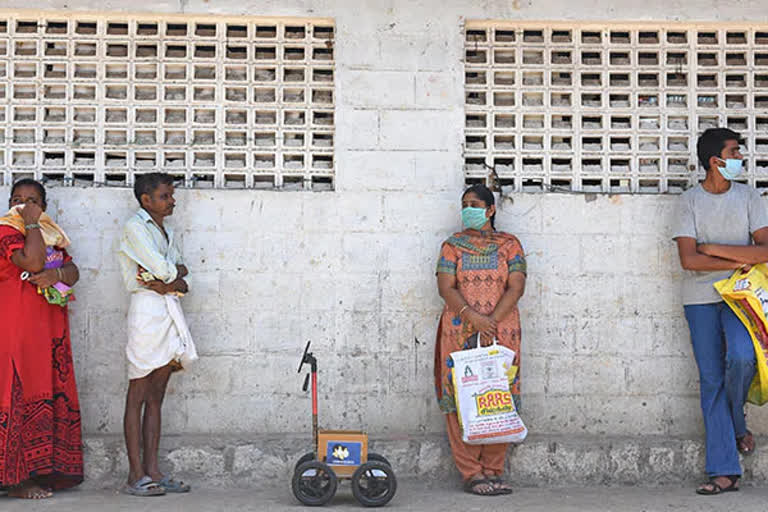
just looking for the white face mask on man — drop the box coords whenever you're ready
[716,158,744,180]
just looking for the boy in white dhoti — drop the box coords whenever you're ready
[117,173,197,496]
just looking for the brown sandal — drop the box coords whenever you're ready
[696,475,739,496]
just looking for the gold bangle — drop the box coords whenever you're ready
[458,305,469,317]
[56,268,63,281]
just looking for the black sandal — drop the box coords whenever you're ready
[487,475,513,495]
[463,477,497,496]
[696,475,739,496]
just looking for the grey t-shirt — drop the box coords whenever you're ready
[672,183,768,305]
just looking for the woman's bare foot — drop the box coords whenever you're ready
[7,481,53,499]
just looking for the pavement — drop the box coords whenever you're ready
[4,482,768,512]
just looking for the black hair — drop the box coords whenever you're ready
[462,184,496,229]
[133,172,174,206]
[10,178,47,207]
[697,128,742,171]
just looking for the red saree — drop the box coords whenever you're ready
[0,225,83,489]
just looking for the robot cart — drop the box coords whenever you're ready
[291,341,397,507]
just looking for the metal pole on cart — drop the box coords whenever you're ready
[311,358,318,452]
[299,341,319,456]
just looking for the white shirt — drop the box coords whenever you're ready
[117,209,183,293]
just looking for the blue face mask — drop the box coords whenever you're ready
[462,207,489,230]
[717,158,743,180]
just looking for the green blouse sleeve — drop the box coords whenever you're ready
[505,237,527,275]
[436,242,458,275]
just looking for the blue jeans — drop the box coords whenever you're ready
[684,302,756,477]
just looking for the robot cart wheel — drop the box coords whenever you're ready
[351,461,397,507]
[366,452,392,467]
[294,452,316,470]
[292,460,338,506]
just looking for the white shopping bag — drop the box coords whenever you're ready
[450,334,527,444]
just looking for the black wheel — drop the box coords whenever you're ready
[351,461,397,507]
[367,452,392,467]
[294,452,316,470]
[292,460,338,506]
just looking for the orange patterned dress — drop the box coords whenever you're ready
[434,230,526,414]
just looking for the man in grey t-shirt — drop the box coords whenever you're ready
[673,128,768,495]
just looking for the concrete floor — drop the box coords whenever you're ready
[3,482,768,512]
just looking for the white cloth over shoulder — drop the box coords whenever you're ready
[127,289,198,380]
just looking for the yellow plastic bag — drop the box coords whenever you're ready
[714,264,768,405]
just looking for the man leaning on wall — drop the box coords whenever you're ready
[673,128,768,495]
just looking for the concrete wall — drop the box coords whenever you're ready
[3,0,768,482]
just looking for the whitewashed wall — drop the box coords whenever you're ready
[2,0,768,443]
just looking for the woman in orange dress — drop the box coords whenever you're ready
[0,180,83,499]
[434,184,526,496]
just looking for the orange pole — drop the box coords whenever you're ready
[312,370,318,454]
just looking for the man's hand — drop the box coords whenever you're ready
[20,203,43,226]
[142,278,188,295]
[141,279,168,295]
[176,264,189,278]
[28,268,58,288]
[699,244,757,270]
[172,278,189,294]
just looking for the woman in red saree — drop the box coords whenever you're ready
[0,179,83,499]
[435,184,526,496]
